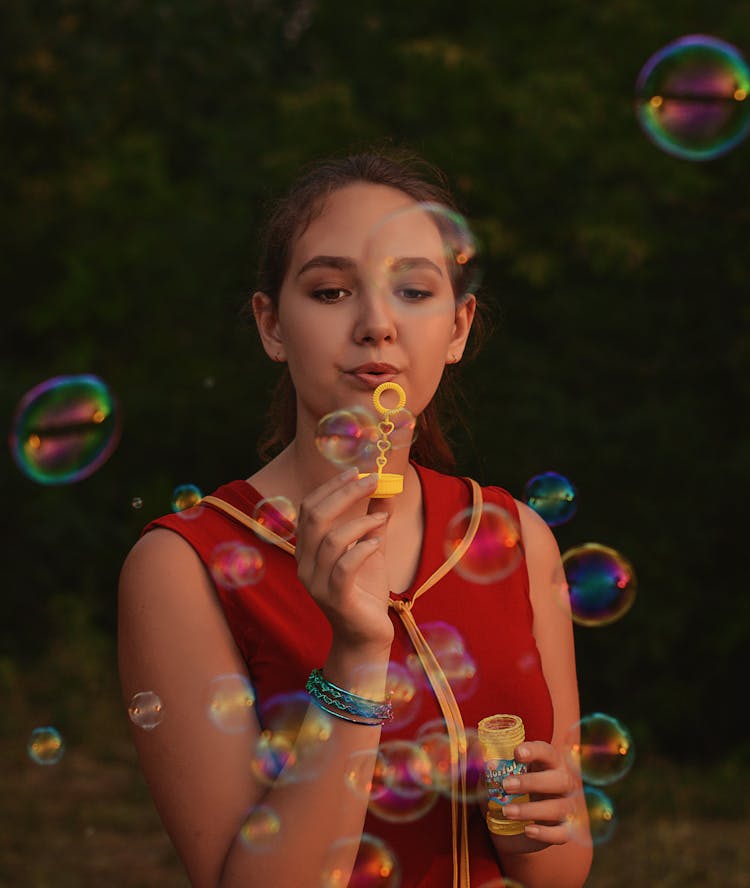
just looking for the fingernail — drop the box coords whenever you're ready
[524,824,540,837]
[372,511,389,521]
[341,467,359,479]
[503,777,520,791]
[503,804,519,818]
[357,473,377,486]
[516,745,530,759]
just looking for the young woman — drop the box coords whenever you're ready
[118,151,593,888]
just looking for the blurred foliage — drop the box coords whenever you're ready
[2,0,749,762]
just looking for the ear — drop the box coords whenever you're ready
[251,291,286,362]
[446,293,477,364]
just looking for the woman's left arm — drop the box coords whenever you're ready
[491,501,593,888]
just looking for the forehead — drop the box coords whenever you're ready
[291,183,447,266]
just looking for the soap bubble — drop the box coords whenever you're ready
[413,721,485,802]
[477,880,526,888]
[205,673,255,733]
[171,483,202,512]
[382,661,422,732]
[321,833,401,888]
[579,786,617,846]
[635,34,750,160]
[565,713,635,786]
[363,202,483,315]
[344,748,389,801]
[131,496,143,510]
[445,503,522,584]
[251,692,333,786]
[27,726,64,765]
[407,622,479,701]
[239,805,282,853]
[252,496,297,541]
[561,543,637,626]
[316,406,379,467]
[9,374,121,484]
[209,541,265,588]
[128,690,165,730]
[522,471,578,527]
[368,739,438,823]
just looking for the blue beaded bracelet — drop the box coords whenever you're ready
[306,668,393,725]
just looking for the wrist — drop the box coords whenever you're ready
[324,640,392,701]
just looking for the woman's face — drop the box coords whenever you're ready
[258,182,476,433]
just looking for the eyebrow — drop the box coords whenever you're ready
[295,255,444,278]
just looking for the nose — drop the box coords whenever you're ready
[352,290,397,346]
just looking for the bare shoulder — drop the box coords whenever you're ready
[118,528,259,887]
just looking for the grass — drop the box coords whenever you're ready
[2,646,748,887]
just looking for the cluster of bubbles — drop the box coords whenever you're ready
[635,34,750,160]
[27,726,65,765]
[9,374,121,484]
[564,712,635,846]
[316,404,416,475]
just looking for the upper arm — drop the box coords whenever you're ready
[118,529,263,887]
[516,502,581,749]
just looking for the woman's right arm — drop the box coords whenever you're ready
[118,470,393,888]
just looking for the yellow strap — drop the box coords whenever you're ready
[201,477,483,888]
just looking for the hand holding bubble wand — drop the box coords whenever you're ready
[358,381,407,498]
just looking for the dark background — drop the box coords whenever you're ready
[2,0,748,773]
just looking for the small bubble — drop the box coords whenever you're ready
[252,496,297,542]
[565,712,635,786]
[27,726,64,765]
[239,805,281,853]
[522,471,578,527]
[171,483,202,513]
[131,496,143,510]
[206,674,255,733]
[128,690,165,730]
[321,833,401,888]
[209,541,265,588]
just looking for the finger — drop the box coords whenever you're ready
[365,494,395,544]
[502,766,576,798]
[515,741,562,771]
[502,796,576,826]
[522,821,577,846]
[310,512,389,582]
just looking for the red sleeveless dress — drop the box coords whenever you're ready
[143,462,553,886]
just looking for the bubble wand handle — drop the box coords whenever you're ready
[358,382,406,498]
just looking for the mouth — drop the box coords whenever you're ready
[346,363,400,389]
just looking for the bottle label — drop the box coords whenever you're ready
[484,758,528,805]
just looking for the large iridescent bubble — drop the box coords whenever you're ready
[445,503,523,584]
[635,34,750,160]
[9,374,121,484]
[561,543,636,627]
[368,739,438,823]
[321,833,401,888]
[565,712,635,786]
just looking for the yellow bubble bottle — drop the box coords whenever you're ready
[477,714,531,836]
[358,382,406,498]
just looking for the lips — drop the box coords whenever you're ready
[346,363,400,388]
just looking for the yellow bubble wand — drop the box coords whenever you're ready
[358,381,407,498]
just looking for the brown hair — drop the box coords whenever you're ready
[249,149,490,473]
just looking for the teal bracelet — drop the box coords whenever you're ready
[305,668,393,725]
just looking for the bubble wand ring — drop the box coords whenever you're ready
[358,381,407,498]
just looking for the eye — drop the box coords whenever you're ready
[395,287,433,301]
[312,287,350,303]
